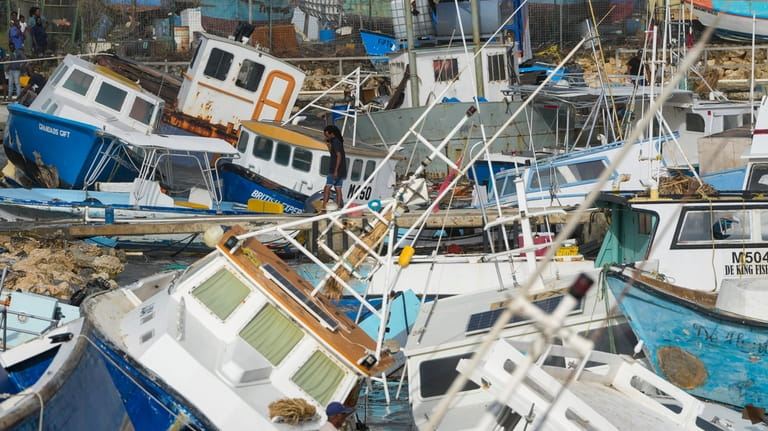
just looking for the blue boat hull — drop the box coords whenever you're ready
[605,269,768,408]
[220,163,308,214]
[0,320,132,430]
[3,103,139,189]
[88,329,213,431]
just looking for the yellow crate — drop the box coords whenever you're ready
[556,246,579,256]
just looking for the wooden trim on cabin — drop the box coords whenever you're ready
[629,269,718,308]
[219,226,395,375]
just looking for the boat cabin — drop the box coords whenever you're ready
[86,226,395,428]
[176,33,306,132]
[387,43,515,107]
[28,54,165,135]
[485,136,667,208]
[225,121,400,211]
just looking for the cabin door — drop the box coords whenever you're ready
[252,71,297,122]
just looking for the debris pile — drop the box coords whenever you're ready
[0,236,125,300]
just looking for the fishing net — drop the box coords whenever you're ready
[268,398,318,424]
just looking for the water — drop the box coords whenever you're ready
[357,381,416,430]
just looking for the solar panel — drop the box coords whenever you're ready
[261,263,339,331]
[465,294,584,335]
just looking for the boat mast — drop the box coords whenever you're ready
[405,0,419,107]
[471,0,485,99]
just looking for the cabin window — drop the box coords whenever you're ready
[291,350,344,406]
[49,64,68,86]
[275,142,291,166]
[760,212,768,241]
[433,58,458,82]
[129,97,155,125]
[364,160,376,180]
[568,160,606,183]
[350,159,363,181]
[203,48,233,81]
[62,69,94,96]
[723,114,740,130]
[488,53,507,82]
[529,166,567,191]
[235,59,265,92]
[638,212,653,235]
[236,129,251,153]
[500,176,517,196]
[685,113,706,133]
[419,353,480,398]
[747,163,768,191]
[320,156,330,175]
[293,148,312,172]
[253,136,274,160]
[45,102,58,115]
[240,303,303,365]
[677,209,750,244]
[95,82,127,112]
[189,41,201,69]
[191,268,250,321]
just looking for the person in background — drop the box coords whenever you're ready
[28,7,47,31]
[7,44,26,100]
[321,125,347,211]
[320,402,354,431]
[626,49,646,86]
[31,16,47,57]
[9,18,24,53]
[0,45,6,99]
[19,64,45,105]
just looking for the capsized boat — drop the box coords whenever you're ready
[684,0,768,41]
[4,32,308,190]
[457,337,764,430]
[3,54,166,189]
[605,265,768,409]
[0,130,246,219]
[593,187,768,407]
[0,273,132,429]
[82,224,400,430]
[96,32,306,144]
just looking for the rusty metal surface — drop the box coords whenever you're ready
[656,345,708,390]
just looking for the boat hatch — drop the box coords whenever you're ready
[261,264,340,331]
[465,293,584,335]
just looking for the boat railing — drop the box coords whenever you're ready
[0,307,61,352]
[0,267,63,352]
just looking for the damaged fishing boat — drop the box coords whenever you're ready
[81,224,400,430]
[0,273,131,429]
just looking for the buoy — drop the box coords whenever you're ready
[203,225,225,248]
[368,199,382,212]
[398,245,415,267]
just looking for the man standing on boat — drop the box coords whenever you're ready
[322,125,346,211]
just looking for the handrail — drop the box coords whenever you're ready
[0,300,62,352]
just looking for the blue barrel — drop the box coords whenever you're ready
[319,29,335,42]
